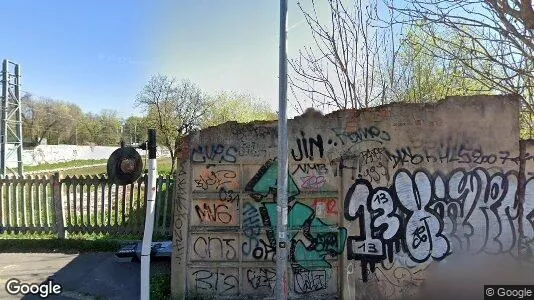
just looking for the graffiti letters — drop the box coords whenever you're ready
[218,187,239,202]
[246,268,276,290]
[242,203,262,256]
[173,162,187,262]
[393,170,450,263]
[344,179,402,281]
[194,168,237,191]
[292,163,329,190]
[385,146,510,169]
[293,267,327,294]
[192,236,237,260]
[291,131,324,161]
[343,167,534,282]
[191,144,237,163]
[194,201,233,224]
[191,269,239,295]
[332,126,391,145]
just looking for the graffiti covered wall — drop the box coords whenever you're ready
[172,95,534,299]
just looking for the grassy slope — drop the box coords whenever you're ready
[22,157,174,176]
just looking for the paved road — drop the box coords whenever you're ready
[0,253,170,300]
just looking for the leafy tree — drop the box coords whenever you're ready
[123,116,149,145]
[96,109,122,145]
[136,74,211,173]
[22,94,83,145]
[75,110,122,146]
[396,26,494,103]
[75,113,99,145]
[203,91,277,127]
[391,0,534,133]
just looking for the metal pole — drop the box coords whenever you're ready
[140,129,157,300]
[1,60,8,176]
[14,63,23,176]
[276,0,289,299]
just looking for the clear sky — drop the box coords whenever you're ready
[1,0,318,119]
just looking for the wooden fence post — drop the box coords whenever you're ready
[52,172,66,239]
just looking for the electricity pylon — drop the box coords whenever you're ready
[0,59,23,176]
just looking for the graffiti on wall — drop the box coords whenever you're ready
[191,144,237,163]
[241,160,346,295]
[344,167,534,282]
[190,268,239,296]
[384,145,522,169]
[245,159,300,201]
[193,165,240,192]
[176,95,530,298]
[173,161,188,262]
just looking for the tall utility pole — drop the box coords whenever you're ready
[0,59,23,176]
[276,0,289,299]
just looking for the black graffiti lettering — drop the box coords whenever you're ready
[194,202,232,224]
[173,162,187,261]
[193,236,237,260]
[191,270,239,295]
[331,126,391,145]
[291,131,324,161]
[223,273,238,294]
[309,134,324,159]
[191,270,213,291]
[384,149,410,168]
[218,187,239,202]
[374,192,388,204]
[357,242,379,254]
[246,268,276,290]
[291,139,304,161]
[458,147,472,164]
[386,145,507,168]
[313,232,339,252]
[412,225,428,249]
[292,163,328,175]
[359,148,383,166]
[342,167,534,283]
[252,239,276,260]
[194,169,237,190]
[242,236,258,256]
[293,269,327,294]
[191,144,238,163]
[380,130,391,141]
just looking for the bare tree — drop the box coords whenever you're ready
[390,0,534,134]
[136,75,211,173]
[289,0,403,113]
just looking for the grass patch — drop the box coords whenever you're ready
[0,238,123,253]
[151,274,171,300]
[23,157,174,177]
[0,232,171,254]
[24,159,108,172]
[156,158,174,175]
[0,232,161,253]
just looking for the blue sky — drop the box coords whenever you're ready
[0,1,316,119]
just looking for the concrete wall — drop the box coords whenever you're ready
[172,95,534,299]
[5,144,171,168]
